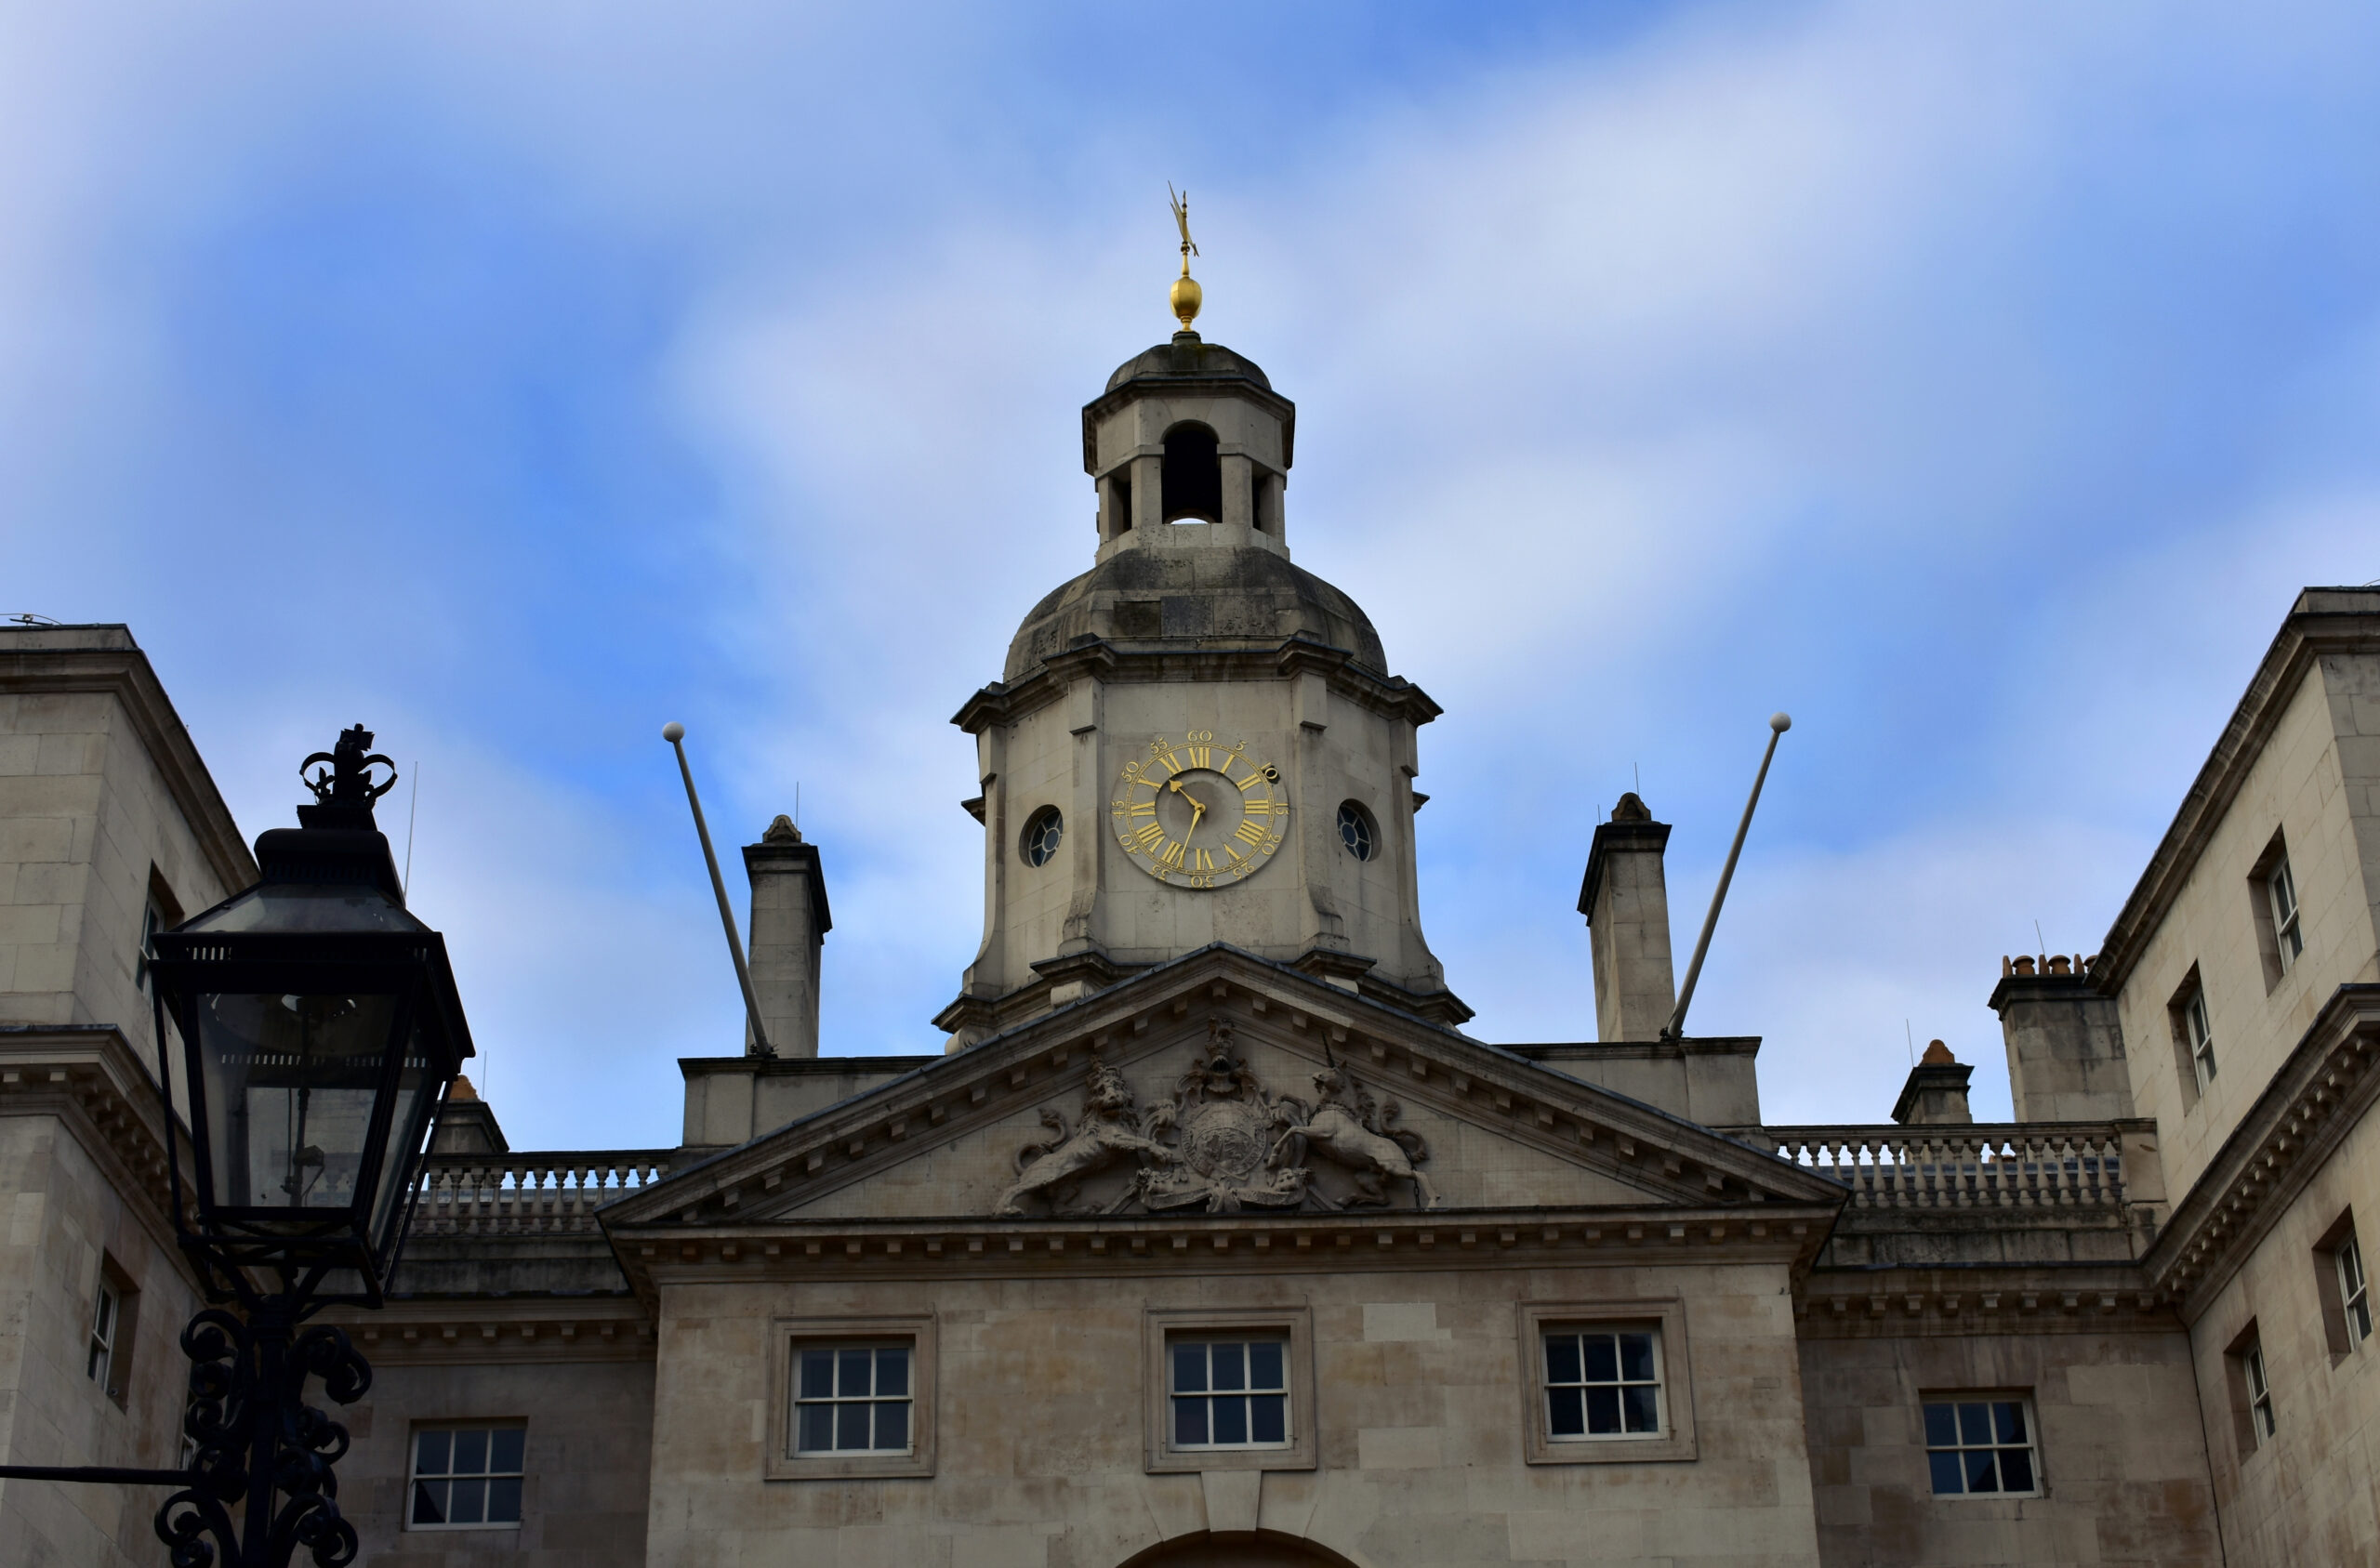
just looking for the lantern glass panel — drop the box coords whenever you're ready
[193,990,400,1217]
[367,1021,444,1258]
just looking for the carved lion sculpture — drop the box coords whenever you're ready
[996,1061,1177,1217]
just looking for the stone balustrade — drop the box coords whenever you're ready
[1758,1124,2131,1211]
[408,1151,677,1236]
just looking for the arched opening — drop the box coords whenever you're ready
[1161,423,1222,523]
[1116,1532,1366,1568]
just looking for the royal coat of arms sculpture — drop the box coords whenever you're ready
[995,1018,1439,1217]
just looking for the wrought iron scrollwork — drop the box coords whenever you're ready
[153,1307,374,1567]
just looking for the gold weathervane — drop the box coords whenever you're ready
[1167,183,1202,333]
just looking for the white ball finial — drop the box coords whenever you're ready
[1769,712,1792,733]
[661,721,685,743]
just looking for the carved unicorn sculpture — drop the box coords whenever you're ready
[1273,1067,1441,1210]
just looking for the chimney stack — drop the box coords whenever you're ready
[744,815,831,1059]
[1893,1040,1975,1126]
[1991,955,2132,1121]
[1579,794,1677,1041]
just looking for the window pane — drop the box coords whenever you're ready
[449,1477,487,1525]
[876,1348,910,1399]
[1173,1344,1208,1394]
[840,1349,874,1398]
[798,1403,834,1454]
[1582,1335,1619,1383]
[412,1481,448,1524]
[1998,1446,2035,1493]
[1545,1336,1581,1385]
[1249,1341,1284,1390]
[1928,1452,1966,1496]
[1213,1344,1247,1392]
[1992,1403,2026,1445]
[455,1429,490,1475]
[1619,1333,1656,1384]
[1621,1385,1659,1434]
[1958,1403,1992,1445]
[2353,1298,2373,1339]
[1923,1403,1958,1447]
[489,1428,525,1474]
[1964,1450,1999,1494]
[1215,1396,1249,1445]
[416,1430,452,1476]
[1585,1387,1621,1435]
[837,1402,870,1450]
[486,1477,522,1523]
[1251,1394,1286,1444]
[800,1350,835,1400]
[875,1401,909,1453]
[1549,1386,1585,1437]
[1174,1397,1209,1446]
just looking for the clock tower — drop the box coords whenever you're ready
[938,253,1466,1047]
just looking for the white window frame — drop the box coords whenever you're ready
[2185,987,2216,1091]
[1540,1325,1667,1444]
[405,1423,526,1533]
[2268,858,2303,971]
[790,1341,916,1458]
[2340,1233,2371,1351]
[86,1279,120,1390]
[1517,1299,1699,1465]
[1143,1307,1316,1474]
[2244,1343,2275,1441]
[1165,1334,1293,1453]
[767,1315,936,1481]
[1921,1394,2043,1498]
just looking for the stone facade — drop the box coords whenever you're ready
[6,338,2379,1568]
[0,625,249,1567]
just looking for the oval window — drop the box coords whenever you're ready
[1337,800,1378,863]
[1021,807,1064,867]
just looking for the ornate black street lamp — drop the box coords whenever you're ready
[0,726,474,1568]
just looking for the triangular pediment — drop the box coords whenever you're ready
[607,948,1843,1234]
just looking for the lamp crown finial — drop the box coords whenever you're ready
[299,724,399,815]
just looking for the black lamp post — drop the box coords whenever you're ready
[0,725,473,1568]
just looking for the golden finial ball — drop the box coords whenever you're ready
[1170,272,1202,332]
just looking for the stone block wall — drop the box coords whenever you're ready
[643,1260,1823,1568]
[2184,1104,2380,1565]
[335,1358,656,1568]
[1796,1325,2220,1566]
[2115,655,2380,1199]
[0,677,243,1036]
[0,1108,204,1568]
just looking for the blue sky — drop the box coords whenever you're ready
[7,1,2378,1146]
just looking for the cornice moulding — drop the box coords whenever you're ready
[2144,983,2380,1317]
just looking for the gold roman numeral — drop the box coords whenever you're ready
[1158,838,1186,869]
[1132,822,1165,850]
[1234,819,1267,846]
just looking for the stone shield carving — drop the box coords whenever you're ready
[995,1019,1437,1217]
[1137,1021,1309,1214]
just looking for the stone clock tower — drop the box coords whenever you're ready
[939,277,1467,1047]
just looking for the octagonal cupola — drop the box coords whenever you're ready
[1083,331,1296,560]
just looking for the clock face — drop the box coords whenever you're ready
[1112,731,1289,889]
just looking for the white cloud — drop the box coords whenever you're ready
[7,0,2379,1146]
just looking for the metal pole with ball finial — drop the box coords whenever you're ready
[664,722,775,1058]
[1662,712,1792,1041]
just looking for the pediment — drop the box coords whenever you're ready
[605,948,1843,1232]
